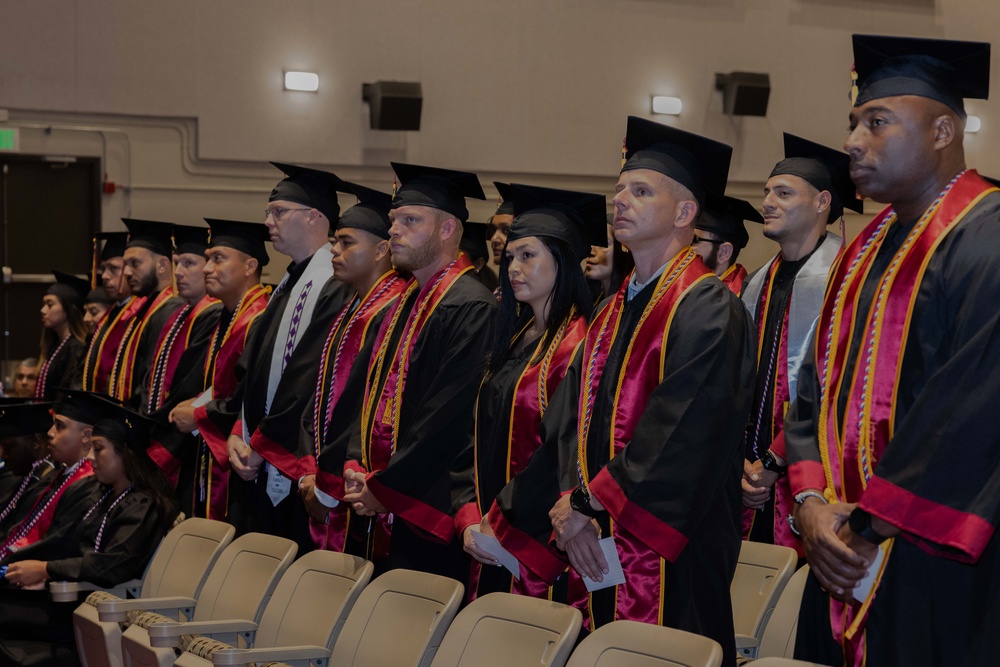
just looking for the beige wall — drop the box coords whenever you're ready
[1,0,996,276]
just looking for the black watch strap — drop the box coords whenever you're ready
[570,486,603,519]
[849,508,888,545]
[761,450,788,475]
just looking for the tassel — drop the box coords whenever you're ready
[170,230,178,294]
[90,236,99,289]
[391,177,398,198]
[621,136,628,168]
[850,64,859,106]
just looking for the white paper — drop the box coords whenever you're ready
[852,544,886,603]
[191,387,213,408]
[470,526,521,580]
[582,537,626,592]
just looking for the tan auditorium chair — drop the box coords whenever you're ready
[428,592,582,667]
[749,564,811,662]
[95,533,296,667]
[566,620,724,667]
[324,568,465,667]
[731,541,798,661]
[63,517,236,667]
[144,551,373,667]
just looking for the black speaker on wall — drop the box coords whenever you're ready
[715,72,771,117]
[362,81,423,131]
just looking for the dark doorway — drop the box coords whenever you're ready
[1,154,101,386]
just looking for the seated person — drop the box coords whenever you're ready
[0,401,55,506]
[0,394,179,662]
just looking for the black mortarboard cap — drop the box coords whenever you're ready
[695,194,759,249]
[123,219,174,257]
[205,219,270,267]
[48,270,91,311]
[459,222,491,263]
[96,232,128,261]
[621,116,732,207]
[88,393,155,450]
[269,162,346,224]
[770,133,863,219]
[52,389,106,426]
[390,162,486,223]
[172,224,209,256]
[0,400,54,439]
[852,34,990,116]
[336,183,393,240]
[493,182,514,216]
[508,183,608,261]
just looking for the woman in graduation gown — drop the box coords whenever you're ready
[0,394,179,664]
[33,272,90,400]
[455,183,604,602]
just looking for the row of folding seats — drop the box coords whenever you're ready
[57,518,823,667]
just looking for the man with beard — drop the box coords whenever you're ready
[82,233,145,393]
[168,219,270,521]
[224,164,351,552]
[107,220,184,406]
[691,194,759,295]
[787,35,1000,667]
[739,134,861,559]
[340,163,497,578]
[143,225,221,507]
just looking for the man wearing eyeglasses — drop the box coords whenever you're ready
[223,162,351,554]
[691,193,758,295]
[739,134,859,562]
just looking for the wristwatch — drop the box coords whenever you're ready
[760,450,788,476]
[849,508,888,545]
[570,486,603,519]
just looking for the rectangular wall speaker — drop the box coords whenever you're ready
[715,72,771,117]
[362,81,423,131]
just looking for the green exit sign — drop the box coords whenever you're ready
[0,129,19,151]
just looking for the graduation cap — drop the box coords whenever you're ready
[0,400,54,439]
[389,162,486,223]
[493,182,514,216]
[87,393,156,451]
[621,116,733,207]
[51,389,107,426]
[205,219,270,267]
[336,183,393,240]
[172,224,210,256]
[47,270,91,311]
[459,222,491,263]
[695,195,760,250]
[269,162,347,224]
[769,133,864,220]
[123,219,174,257]
[508,183,608,261]
[95,232,129,261]
[852,34,990,116]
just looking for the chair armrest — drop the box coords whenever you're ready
[147,619,258,648]
[96,596,197,622]
[735,633,760,660]
[49,578,143,603]
[210,645,332,666]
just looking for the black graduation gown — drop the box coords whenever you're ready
[345,273,497,578]
[0,483,167,657]
[144,302,222,511]
[36,337,85,399]
[0,468,95,549]
[229,254,350,551]
[786,192,1000,667]
[125,292,185,408]
[496,278,755,666]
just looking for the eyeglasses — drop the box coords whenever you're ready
[692,235,725,245]
[264,206,312,221]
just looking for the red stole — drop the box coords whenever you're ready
[720,262,747,295]
[2,460,93,555]
[578,248,713,624]
[110,287,177,401]
[192,285,269,521]
[309,271,405,552]
[148,295,218,411]
[355,256,473,557]
[83,296,145,392]
[813,170,997,665]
